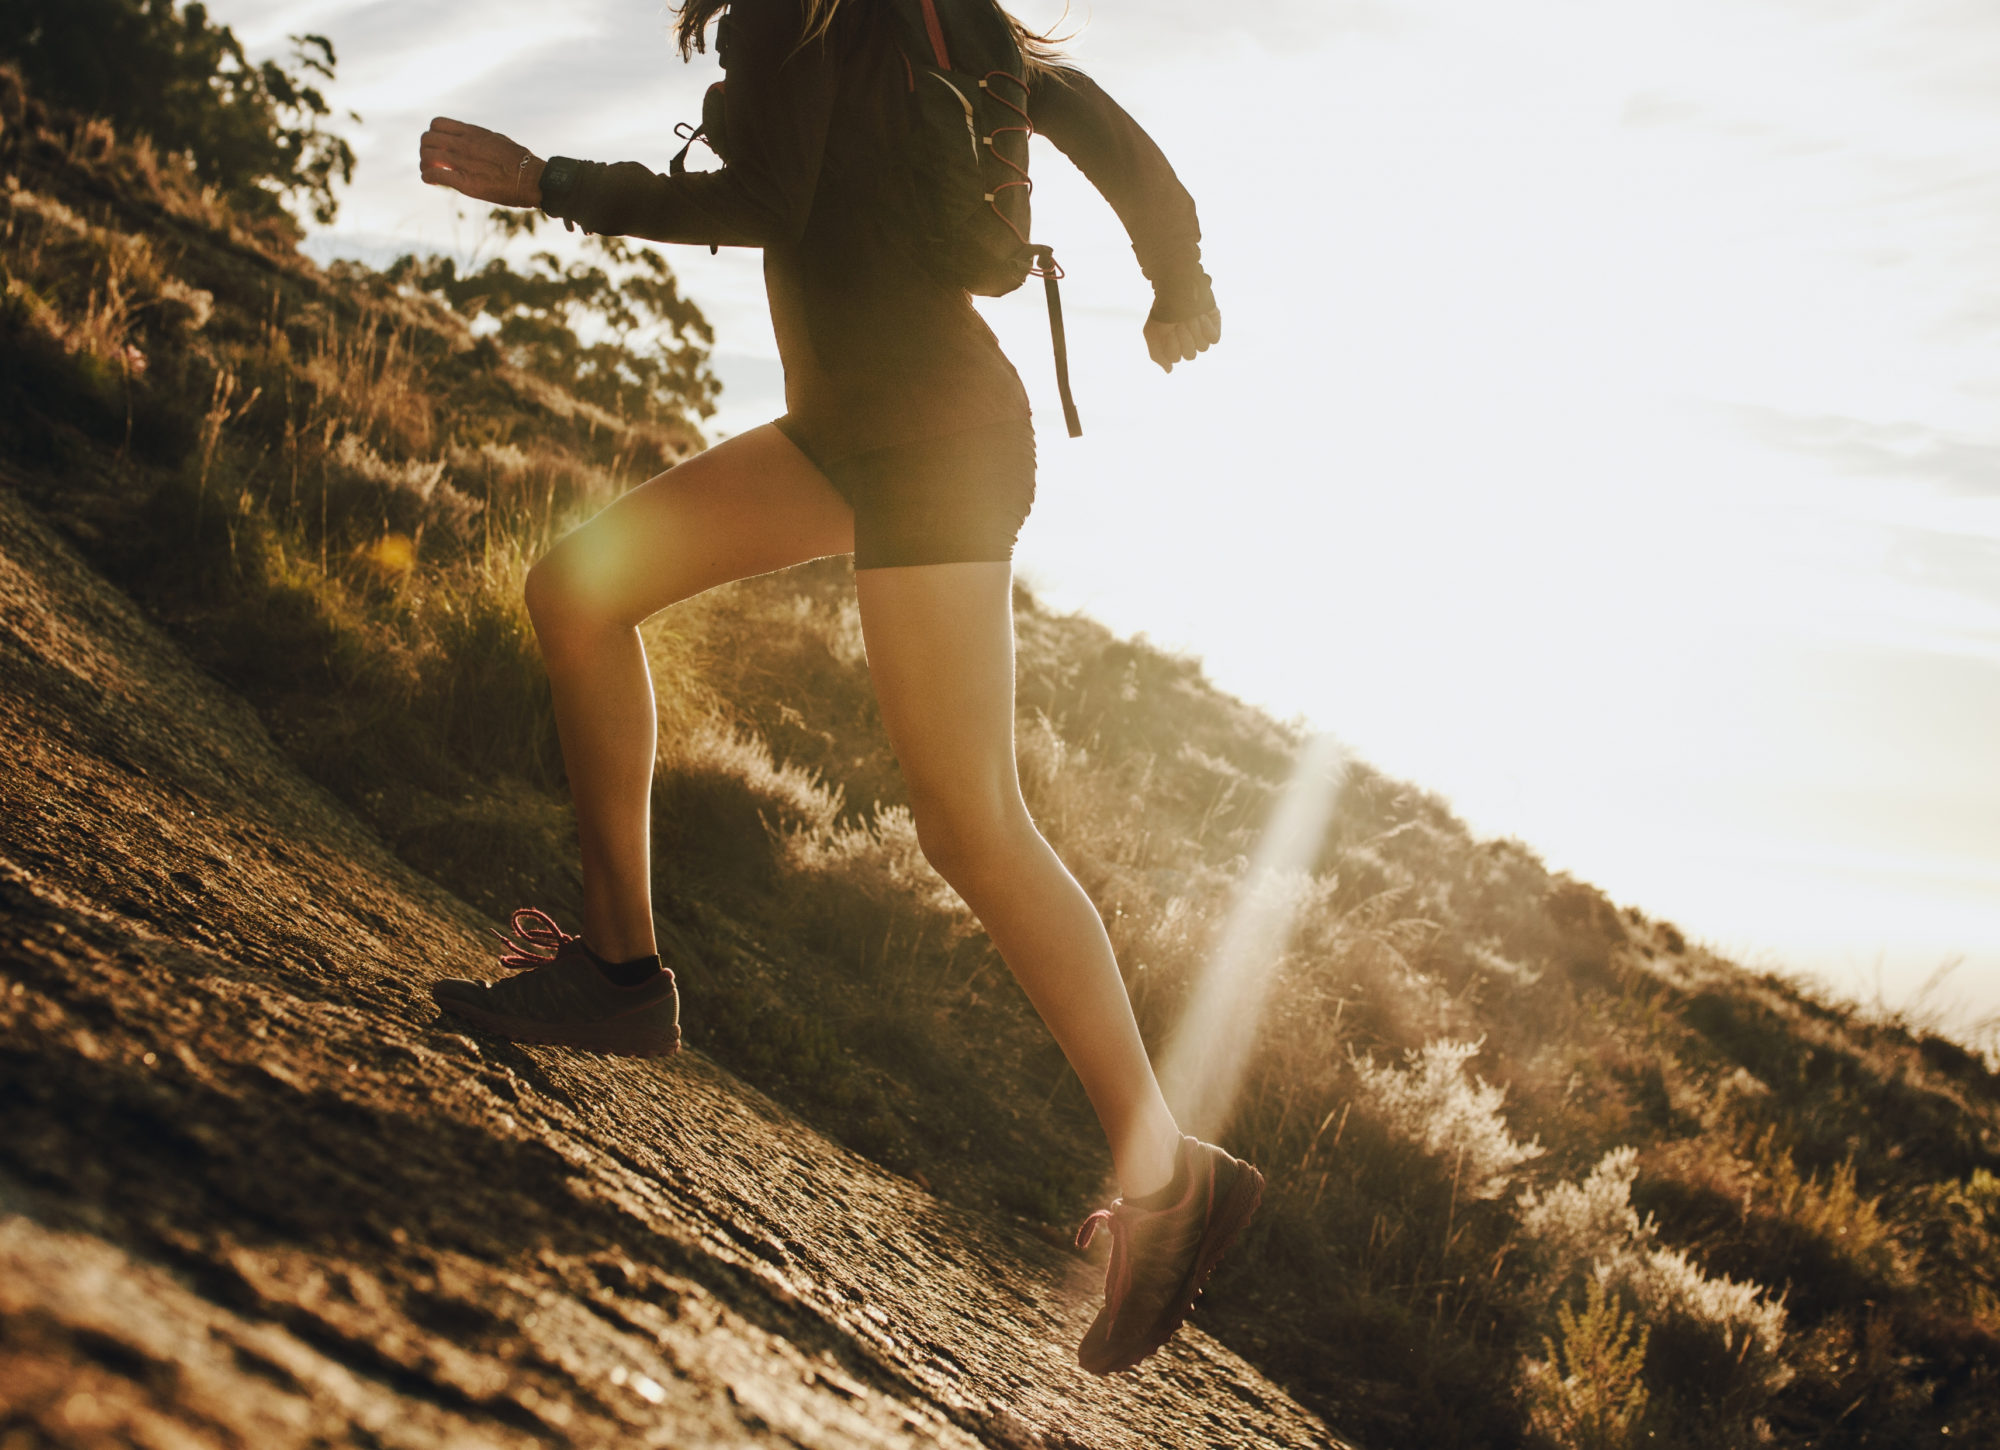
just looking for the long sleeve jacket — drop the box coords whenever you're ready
[540,0,1213,462]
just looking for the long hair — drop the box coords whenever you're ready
[672,0,1073,76]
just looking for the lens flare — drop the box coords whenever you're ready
[1158,732,1347,1142]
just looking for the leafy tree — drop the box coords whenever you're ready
[387,215,721,427]
[0,0,356,223]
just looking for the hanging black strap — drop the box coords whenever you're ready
[1034,246,1082,438]
[670,124,720,254]
[670,122,699,178]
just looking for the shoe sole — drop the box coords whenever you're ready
[1091,1155,1266,1376]
[432,993,682,1059]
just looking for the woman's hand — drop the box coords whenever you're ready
[1144,307,1222,373]
[418,117,546,208]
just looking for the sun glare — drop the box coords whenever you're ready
[1157,732,1349,1141]
[265,0,2000,1017]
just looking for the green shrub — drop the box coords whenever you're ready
[11,48,2000,1448]
[1524,1277,1652,1450]
[1519,1148,1790,1440]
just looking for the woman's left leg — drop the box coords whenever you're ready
[854,561,1182,1201]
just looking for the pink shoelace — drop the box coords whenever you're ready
[1076,1203,1136,1318]
[1075,1207,1117,1250]
[489,907,576,971]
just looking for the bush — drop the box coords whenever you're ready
[11,46,2000,1447]
[1524,1276,1652,1450]
[1354,1038,1545,1201]
[1519,1148,1790,1441]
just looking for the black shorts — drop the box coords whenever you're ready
[775,415,1036,570]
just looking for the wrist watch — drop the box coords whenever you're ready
[539,155,583,222]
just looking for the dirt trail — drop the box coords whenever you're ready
[0,486,1345,1450]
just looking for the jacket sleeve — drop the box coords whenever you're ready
[1028,66,1215,323]
[539,0,831,247]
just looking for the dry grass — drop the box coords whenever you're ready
[5,70,1999,1450]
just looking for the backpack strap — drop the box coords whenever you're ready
[669,122,699,178]
[917,0,953,68]
[1034,246,1083,438]
[669,121,720,253]
[891,0,953,69]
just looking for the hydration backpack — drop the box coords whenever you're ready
[672,0,1082,437]
[886,0,1080,436]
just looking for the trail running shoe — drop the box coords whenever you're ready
[1073,1134,1265,1375]
[430,908,681,1058]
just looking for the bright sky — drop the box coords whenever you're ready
[224,0,2000,1034]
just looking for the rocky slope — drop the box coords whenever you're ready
[0,482,1345,1448]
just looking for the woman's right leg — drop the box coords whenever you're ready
[522,425,853,962]
[853,562,1184,1201]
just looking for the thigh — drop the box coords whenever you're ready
[535,424,854,627]
[855,561,1022,815]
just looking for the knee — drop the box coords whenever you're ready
[523,544,608,644]
[522,549,568,633]
[910,790,1035,892]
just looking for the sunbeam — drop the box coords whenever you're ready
[1157,731,1348,1142]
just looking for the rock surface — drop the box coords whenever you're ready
[0,484,1345,1449]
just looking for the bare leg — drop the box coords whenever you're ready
[855,562,1183,1200]
[523,426,853,961]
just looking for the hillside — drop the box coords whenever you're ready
[0,474,1335,1448]
[3,51,1999,1450]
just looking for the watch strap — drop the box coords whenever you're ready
[539,155,584,226]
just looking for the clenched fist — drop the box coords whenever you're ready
[1144,307,1222,373]
[419,117,546,208]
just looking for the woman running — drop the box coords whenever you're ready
[418,0,1256,1376]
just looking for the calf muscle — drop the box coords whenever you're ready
[527,424,853,962]
[856,564,1183,1201]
